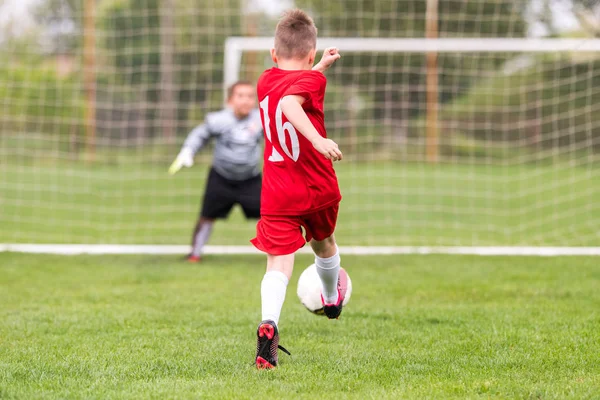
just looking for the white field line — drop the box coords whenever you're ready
[1,244,599,256]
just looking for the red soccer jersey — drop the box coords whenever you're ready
[256,68,341,216]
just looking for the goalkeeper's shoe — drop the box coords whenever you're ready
[186,255,201,263]
[255,320,290,369]
[182,254,201,263]
[321,268,349,319]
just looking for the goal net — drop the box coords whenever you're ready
[1,0,599,251]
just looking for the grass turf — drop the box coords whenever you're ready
[1,253,599,399]
[1,161,599,246]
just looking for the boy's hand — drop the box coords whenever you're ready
[312,137,343,162]
[313,47,341,73]
[168,147,194,175]
[279,95,342,161]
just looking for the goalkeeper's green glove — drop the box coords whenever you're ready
[168,147,194,175]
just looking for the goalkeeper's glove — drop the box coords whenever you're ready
[168,147,194,175]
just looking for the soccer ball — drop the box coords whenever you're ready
[296,264,352,315]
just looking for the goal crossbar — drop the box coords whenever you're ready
[224,37,600,91]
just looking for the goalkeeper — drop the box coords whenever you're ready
[169,81,263,262]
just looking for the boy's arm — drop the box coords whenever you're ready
[168,120,214,175]
[312,47,341,73]
[279,95,343,161]
[182,123,212,154]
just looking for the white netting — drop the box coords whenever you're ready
[0,0,598,247]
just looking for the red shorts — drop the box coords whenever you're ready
[251,204,339,255]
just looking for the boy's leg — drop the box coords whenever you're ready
[255,253,295,369]
[261,253,294,326]
[252,214,304,368]
[310,235,340,305]
[189,217,214,260]
[189,168,235,261]
[253,215,301,326]
[305,204,347,319]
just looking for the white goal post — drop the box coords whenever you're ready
[2,37,599,256]
[216,36,600,257]
[224,37,600,93]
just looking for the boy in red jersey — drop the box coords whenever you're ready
[251,9,348,369]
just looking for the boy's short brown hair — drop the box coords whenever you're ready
[227,80,253,99]
[274,9,317,60]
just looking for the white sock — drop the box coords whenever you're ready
[315,247,340,305]
[261,270,289,327]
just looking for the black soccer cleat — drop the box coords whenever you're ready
[255,320,290,369]
[321,268,349,319]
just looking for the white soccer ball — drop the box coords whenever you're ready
[296,264,352,315]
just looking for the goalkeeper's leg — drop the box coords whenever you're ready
[187,168,235,262]
[189,217,214,261]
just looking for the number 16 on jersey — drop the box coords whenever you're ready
[259,96,300,162]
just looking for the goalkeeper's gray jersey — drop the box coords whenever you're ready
[182,108,263,181]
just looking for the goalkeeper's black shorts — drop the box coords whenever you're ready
[200,167,261,220]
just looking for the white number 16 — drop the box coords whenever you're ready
[259,96,300,162]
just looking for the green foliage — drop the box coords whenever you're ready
[299,0,527,38]
[97,0,243,139]
[438,0,528,38]
[100,0,161,96]
[91,0,528,142]
[4,0,598,158]
[0,64,84,139]
[431,53,600,155]
[296,0,528,141]
[1,253,599,398]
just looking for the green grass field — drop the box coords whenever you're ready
[1,159,598,246]
[1,252,599,399]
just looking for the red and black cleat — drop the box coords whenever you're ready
[321,268,349,319]
[255,320,290,369]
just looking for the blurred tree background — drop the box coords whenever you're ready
[1,0,599,161]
